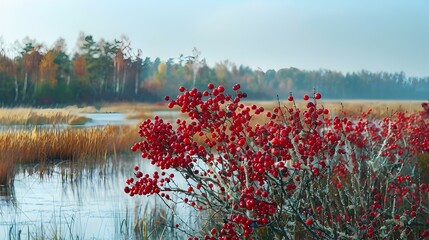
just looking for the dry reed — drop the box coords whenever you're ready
[0,125,139,185]
[244,100,424,119]
[0,108,91,125]
[126,112,153,120]
[99,102,171,113]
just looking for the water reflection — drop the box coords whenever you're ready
[0,110,194,239]
[80,113,139,127]
[0,155,189,239]
[0,111,181,131]
[0,185,16,207]
[0,112,139,131]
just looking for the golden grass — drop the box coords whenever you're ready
[175,100,425,128]
[126,112,153,120]
[0,125,140,185]
[0,108,91,125]
[0,103,173,186]
[67,115,91,125]
[99,102,171,113]
[243,100,424,119]
[0,148,16,186]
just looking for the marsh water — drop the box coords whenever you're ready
[0,112,191,239]
[1,155,146,239]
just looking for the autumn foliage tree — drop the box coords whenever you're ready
[39,49,58,86]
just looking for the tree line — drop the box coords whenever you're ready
[0,34,428,106]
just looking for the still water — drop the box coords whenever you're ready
[0,156,155,239]
[0,112,192,239]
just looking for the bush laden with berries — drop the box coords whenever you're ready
[125,83,429,239]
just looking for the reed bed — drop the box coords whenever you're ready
[177,100,424,125]
[245,100,424,119]
[0,125,139,186]
[0,108,91,125]
[100,102,171,113]
[126,112,154,120]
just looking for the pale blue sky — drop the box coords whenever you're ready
[1,0,428,77]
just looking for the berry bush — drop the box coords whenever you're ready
[125,84,429,239]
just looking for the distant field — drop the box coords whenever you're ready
[96,100,427,120]
[243,99,425,118]
[0,99,424,126]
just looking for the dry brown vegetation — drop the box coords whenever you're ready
[99,102,171,113]
[1,100,423,186]
[0,102,171,126]
[245,100,424,119]
[0,125,139,186]
[0,108,91,125]
[0,103,167,186]
[0,103,168,126]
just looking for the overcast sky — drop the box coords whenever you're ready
[1,0,428,77]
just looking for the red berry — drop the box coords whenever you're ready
[421,230,429,238]
[124,186,130,193]
[305,218,314,225]
[315,92,322,99]
[207,83,214,89]
[261,191,269,198]
[303,94,309,101]
[210,228,217,235]
[238,138,246,146]
[288,96,294,101]
[134,166,139,171]
[217,85,225,93]
[336,182,342,188]
[179,86,186,92]
[164,95,170,101]
[212,88,219,96]
[233,84,241,91]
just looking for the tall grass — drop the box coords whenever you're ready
[7,211,85,240]
[0,108,90,125]
[247,100,423,118]
[5,201,183,240]
[100,102,171,113]
[0,125,139,186]
[118,202,182,240]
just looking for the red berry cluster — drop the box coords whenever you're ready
[125,84,429,239]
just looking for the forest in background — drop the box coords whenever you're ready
[0,34,428,106]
